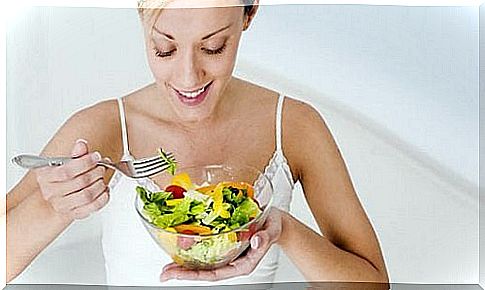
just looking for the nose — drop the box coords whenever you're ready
[176,49,205,90]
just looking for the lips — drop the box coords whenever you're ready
[172,81,213,107]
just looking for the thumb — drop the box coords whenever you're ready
[250,230,271,250]
[71,139,89,158]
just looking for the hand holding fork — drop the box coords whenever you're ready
[12,139,176,220]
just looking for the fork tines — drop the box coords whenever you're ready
[132,152,176,178]
[133,152,175,167]
[134,164,172,178]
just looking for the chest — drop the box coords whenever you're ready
[125,115,277,178]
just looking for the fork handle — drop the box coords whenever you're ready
[12,154,72,169]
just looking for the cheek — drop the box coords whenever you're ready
[146,53,171,81]
[203,47,240,77]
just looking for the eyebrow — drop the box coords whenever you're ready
[153,23,233,41]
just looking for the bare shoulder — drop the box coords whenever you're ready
[281,97,336,181]
[42,98,122,160]
[69,99,119,130]
[284,97,328,131]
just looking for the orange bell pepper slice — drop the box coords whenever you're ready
[174,224,212,235]
[222,181,254,198]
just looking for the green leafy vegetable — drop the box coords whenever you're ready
[229,198,261,227]
[159,148,177,175]
[137,178,262,233]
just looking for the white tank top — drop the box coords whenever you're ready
[100,95,295,286]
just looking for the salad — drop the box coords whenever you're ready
[136,173,262,235]
[136,151,263,266]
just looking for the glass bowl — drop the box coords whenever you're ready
[135,164,274,270]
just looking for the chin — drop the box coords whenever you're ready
[167,81,221,122]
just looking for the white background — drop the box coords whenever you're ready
[5,3,480,285]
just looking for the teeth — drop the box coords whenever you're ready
[178,85,207,98]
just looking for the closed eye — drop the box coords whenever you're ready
[154,48,176,58]
[201,43,227,55]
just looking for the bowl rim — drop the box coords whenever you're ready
[134,163,274,238]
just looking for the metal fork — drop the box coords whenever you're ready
[11,151,176,179]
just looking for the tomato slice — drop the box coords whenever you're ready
[165,185,186,199]
[177,235,196,250]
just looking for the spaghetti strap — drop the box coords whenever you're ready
[117,98,131,160]
[275,94,285,153]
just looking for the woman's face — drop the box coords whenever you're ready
[144,1,250,122]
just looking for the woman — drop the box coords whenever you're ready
[7,0,389,287]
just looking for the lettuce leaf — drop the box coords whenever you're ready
[229,198,261,227]
[159,148,177,175]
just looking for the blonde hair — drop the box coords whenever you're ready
[137,0,170,34]
[137,0,255,35]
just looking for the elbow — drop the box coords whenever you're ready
[372,266,390,290]
[7,250,29,284]
[7,267,21,284]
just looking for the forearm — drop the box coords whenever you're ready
[277,212,388,285]
[7,191,73,282]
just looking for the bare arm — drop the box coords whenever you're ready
[6,100,121,282]
[279,99,389,284]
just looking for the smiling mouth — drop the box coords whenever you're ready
[171,81,213,106]
[173,82,213,99]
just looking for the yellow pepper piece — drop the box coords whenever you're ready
[227,232,238,242]
[172,254,185,266]
[170,172,194,190]
[196,184,216,194]
[165,199,184,207]
[158,230,177,253]
[164,227,177,233]
[212,183,231,219]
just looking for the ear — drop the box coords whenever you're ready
[243,0,259,31]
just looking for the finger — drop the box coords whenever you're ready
[161,267,218,282]
[161,244,269,282]
[162,262,179,272]
[229,239,272,276]
[250,230,270,250]
[69,187,110,220]
[55,166,106,198]
[259,208,282,241]
[71,139,89,158]
[210,263,241,279]
[49,179,107,213]
[65,179,108,211]
[160,265,190,281]
[47,151,101,182]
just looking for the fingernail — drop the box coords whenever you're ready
[92,152,101,162]
[251,235,260,249]
[160,274,171,282]
[76,139,88,145]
